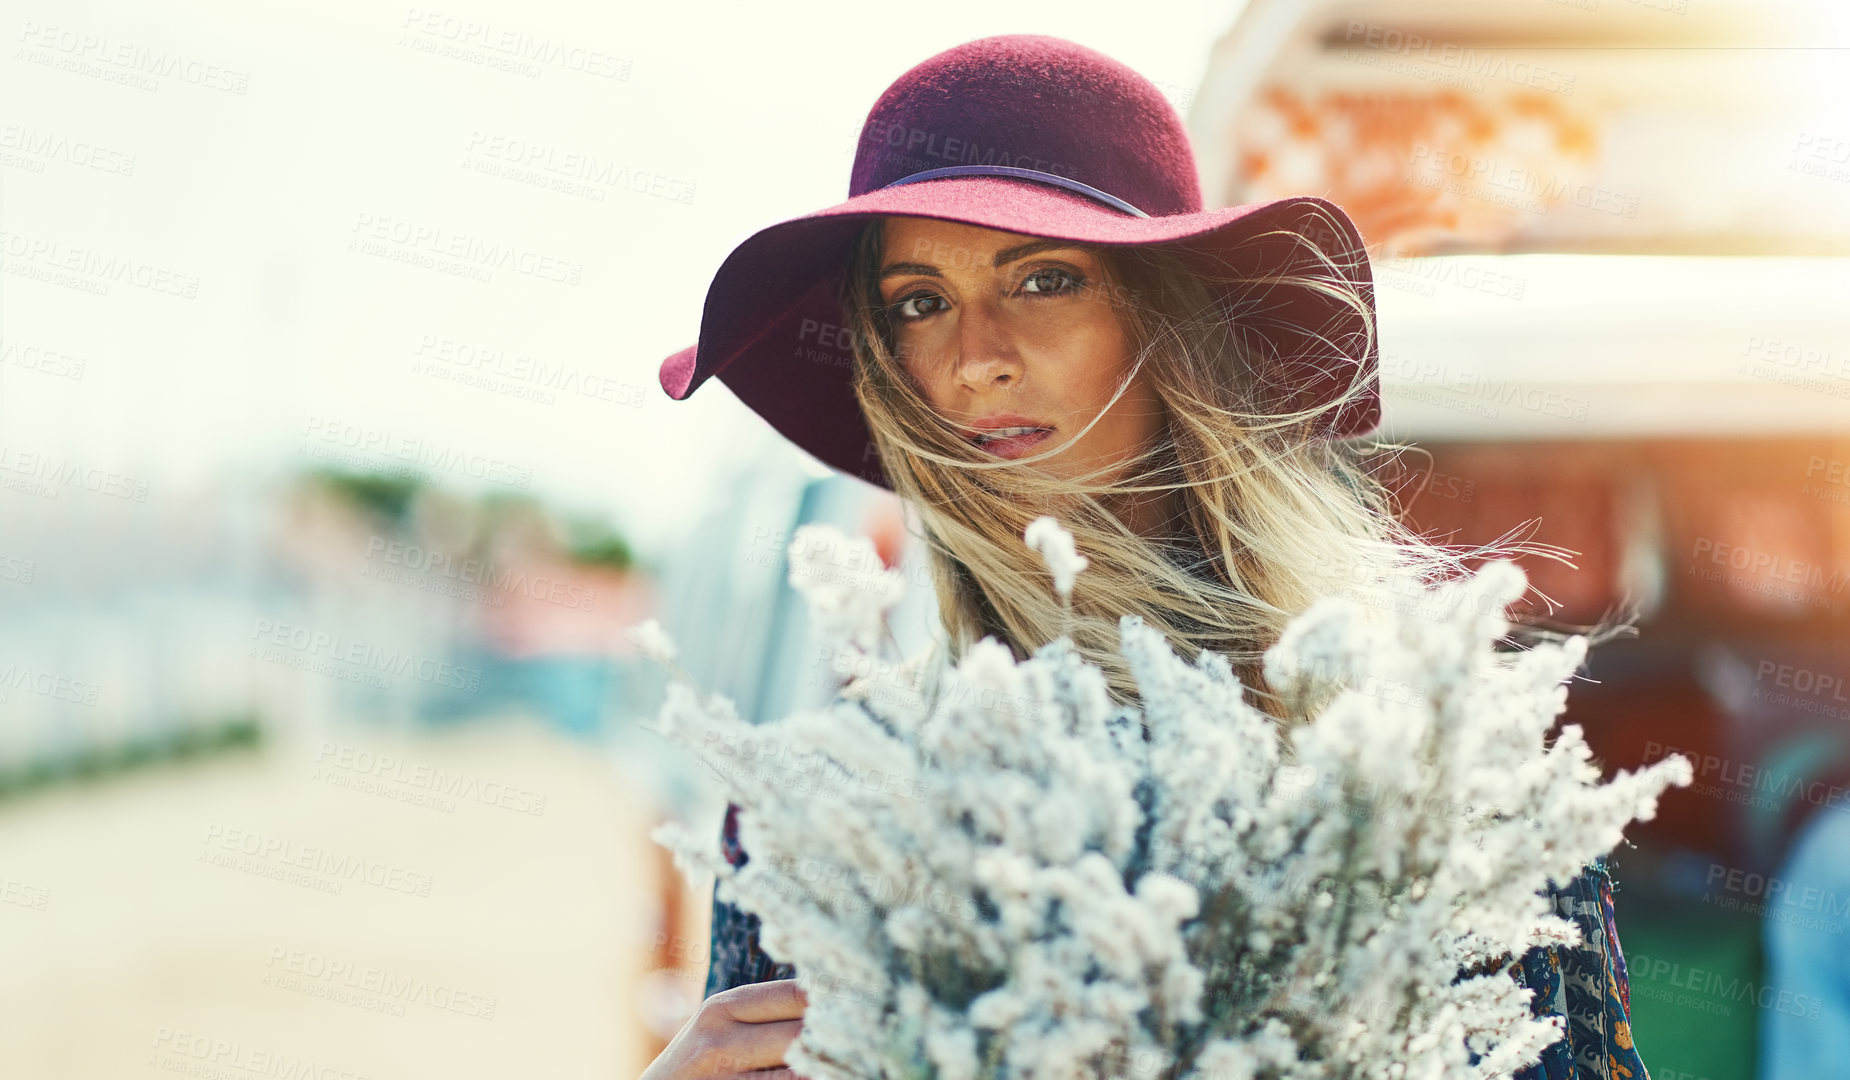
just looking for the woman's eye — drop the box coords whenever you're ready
[1020,267,1083,296]
[891,291,948,321]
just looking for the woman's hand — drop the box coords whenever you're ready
[640,979,809,1080]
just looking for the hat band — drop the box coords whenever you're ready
[878,165,1151,219]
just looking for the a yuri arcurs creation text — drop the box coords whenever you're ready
[629,518,1691,1080]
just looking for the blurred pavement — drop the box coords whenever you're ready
[0,718,707,1079]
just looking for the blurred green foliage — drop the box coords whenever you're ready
[304,468,425,525]
[0,715,263,804]
[300,467,638,572]
[563,517,634,571]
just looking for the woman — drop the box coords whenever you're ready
[644,35,1649,1080]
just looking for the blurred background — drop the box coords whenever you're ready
[2,0,1845,1076]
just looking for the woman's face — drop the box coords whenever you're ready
[875,217,1167,485]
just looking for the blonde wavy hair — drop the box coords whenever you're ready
[839,210,1555,717]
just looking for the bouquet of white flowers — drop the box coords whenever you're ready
[630,518,1691,1080]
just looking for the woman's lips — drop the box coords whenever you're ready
[972,427,1054,460]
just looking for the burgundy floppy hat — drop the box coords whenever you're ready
[658,34,1381,490]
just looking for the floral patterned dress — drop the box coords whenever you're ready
[703,802,1652,1080]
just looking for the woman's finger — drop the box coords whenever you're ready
[699,1017,803,1075]
[709,978,808,1023]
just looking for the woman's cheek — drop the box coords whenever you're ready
[893,334,940,387]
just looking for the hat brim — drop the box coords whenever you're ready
[659,177,1380,490]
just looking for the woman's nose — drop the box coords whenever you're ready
[953,303,1021,390]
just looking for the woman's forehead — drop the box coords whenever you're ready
[878,216,1098,265]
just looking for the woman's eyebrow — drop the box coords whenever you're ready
[878,261,939,281]
[993,239,1083,266]
[879,240,1087,281]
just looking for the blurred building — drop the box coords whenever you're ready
[1190,3,1849,1075]
[644,453,942,771]
[1193,0,1850,256]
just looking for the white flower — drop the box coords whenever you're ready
[642,552,1692,1080]
[788,523,906,653]
[624,618,678,665]
[1024,515,1089,601]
